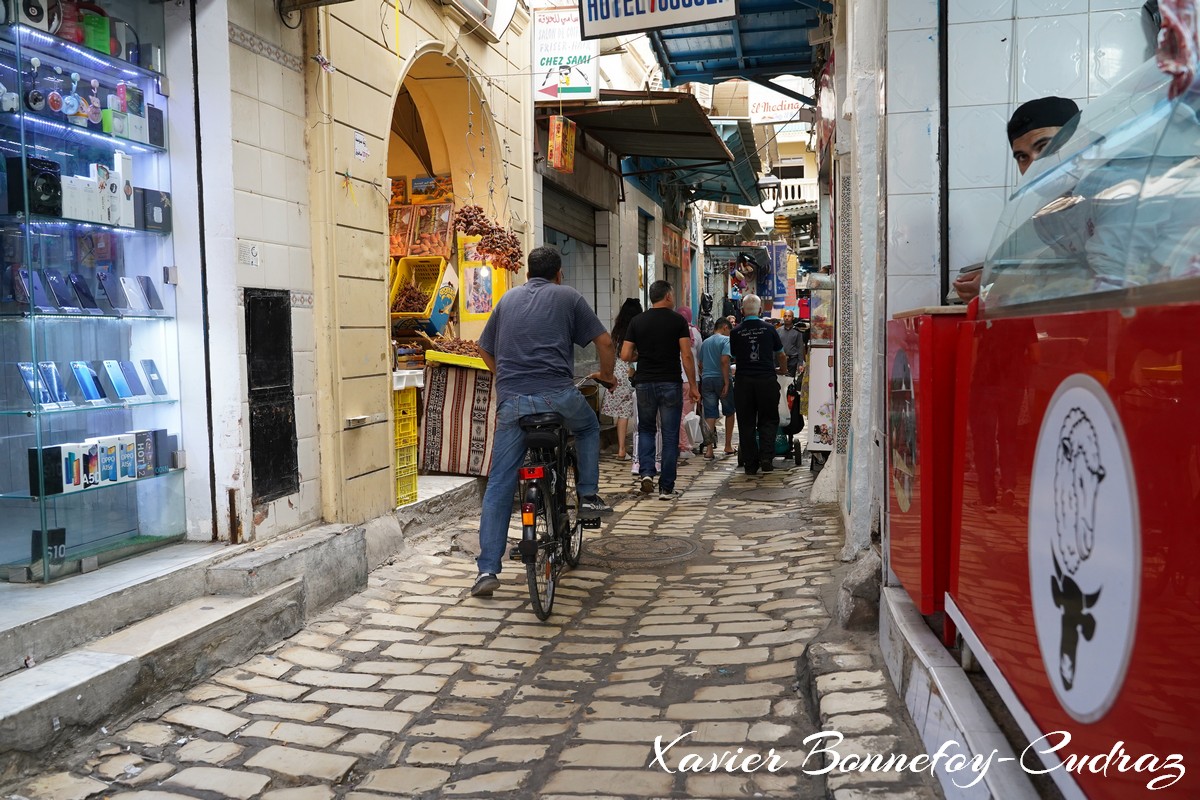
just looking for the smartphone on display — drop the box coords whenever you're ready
[69,273,102,313]
[140,358,168,395]
[101,359,133,398]
[17,362,51,405]
[42,269,78,310]
[118,360,147,396]
[120,276,147,311]
[71,360,107,401]
[21,269,57,312]
[136,276,164,310]
[97,271,129,309]
[38,362,71,404]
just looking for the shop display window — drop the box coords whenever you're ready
[0,8,184,581]
[984,57,1200,312]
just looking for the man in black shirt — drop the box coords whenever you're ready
[729,293,786,475]
[622,280,700,500]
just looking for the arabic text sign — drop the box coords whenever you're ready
[579,0,737,40]
[534,7,599,101]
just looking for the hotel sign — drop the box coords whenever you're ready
[578,0,737,40]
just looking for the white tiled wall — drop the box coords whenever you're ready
[886,0,941,316]
[945,0,1154,270]
[227,0,320,539]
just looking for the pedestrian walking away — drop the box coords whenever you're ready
[622,279,700,501]
[729,293,787,475]
[601,298,642,460]
[473,246,617,597]
[697,316,735,460]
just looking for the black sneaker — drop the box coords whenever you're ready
[470,573,500,597]
[579,494,613,515]
[640,476,655,494]
[760,461,775,473]
[744,466,758,476]
[658,488,682,502]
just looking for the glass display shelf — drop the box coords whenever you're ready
[0,24,164,82]
[0,112,165,154]
[0,311,174,320]
[1,398,177,417]
[0,214,169,234]
[4,467,182,502]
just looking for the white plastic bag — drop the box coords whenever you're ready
[683,412,704,447]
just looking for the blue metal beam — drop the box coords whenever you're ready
[795,0,833,12]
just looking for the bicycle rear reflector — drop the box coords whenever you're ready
[519,466,545,480]
[522,503,536,526]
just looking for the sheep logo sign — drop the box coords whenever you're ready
[1029,374,1140,723]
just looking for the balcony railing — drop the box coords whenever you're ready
[780,178,819,205]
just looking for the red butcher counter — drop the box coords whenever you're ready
[945,58,1200,799]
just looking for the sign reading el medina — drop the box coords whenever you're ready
[577,0,737,40]
[534,7,599,101]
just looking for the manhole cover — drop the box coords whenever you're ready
[585,535,702,569]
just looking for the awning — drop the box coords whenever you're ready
[647,0,828,96]
[554,89,733,162]
[617,118,762,206]
[548,92,763,206]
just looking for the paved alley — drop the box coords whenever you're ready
[11,452,938,800]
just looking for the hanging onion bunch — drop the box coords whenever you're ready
[478,227,523,273]
[454,204,492,236]
[454,204,524,272]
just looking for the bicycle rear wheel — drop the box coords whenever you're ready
[563,451,584,569]
[526,490,556,620]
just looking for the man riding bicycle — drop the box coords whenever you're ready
[472,246,617,597]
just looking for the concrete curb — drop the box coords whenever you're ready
[879,586,1038,800]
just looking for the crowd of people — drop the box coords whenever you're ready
[470,244,811,595]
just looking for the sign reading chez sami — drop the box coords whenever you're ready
[577,0,737,40]
[534,7,599,101]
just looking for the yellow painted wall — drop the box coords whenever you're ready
[309,0,532,524]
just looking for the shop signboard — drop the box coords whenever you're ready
[662,224,682,267]
[749,75,815,126]
[534,7,598,101]
[547,115,577,173]
[577,0,737,40]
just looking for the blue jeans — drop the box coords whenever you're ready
[477,387,600,576]
[635,382,682,491]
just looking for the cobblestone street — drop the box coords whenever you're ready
[12,450,938,800]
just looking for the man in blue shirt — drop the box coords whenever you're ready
[729,294,787,475]
[697,317,735,459]
[473,247,616,597]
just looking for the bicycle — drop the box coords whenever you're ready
[509,377,610,620]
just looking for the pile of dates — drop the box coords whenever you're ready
[453,204,524,272]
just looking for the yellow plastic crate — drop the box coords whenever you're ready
[393,387,418,446]
[396,445,417,472]
[389,256,446,319]
[396,465,418,507]
[424,349,487,370]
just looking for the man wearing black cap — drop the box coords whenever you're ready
[1006,95,1080,176]
[954,95,1080,302]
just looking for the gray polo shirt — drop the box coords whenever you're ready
[779,326,804,363]
[479,278,607,404]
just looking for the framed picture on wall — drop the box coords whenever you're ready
[409,203,454,257]
[389,204,415,257]
[411,176,454,204]
[389,176,408,206]
[458,233,507,321]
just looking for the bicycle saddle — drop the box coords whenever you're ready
[519,412,564,429]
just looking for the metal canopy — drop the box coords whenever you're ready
[648,0,827,90]
[557,90,733,162]
[669,119,762,206]
[622,118,762,206]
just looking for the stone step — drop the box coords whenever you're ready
[0,580,304,780]
[0,543,231,682]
